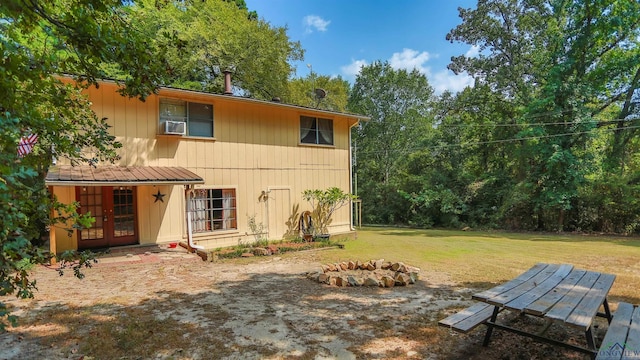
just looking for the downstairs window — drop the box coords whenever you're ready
[188,188,237,232]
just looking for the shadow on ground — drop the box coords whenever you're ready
[2,261,626,360]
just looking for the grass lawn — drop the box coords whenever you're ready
[314,227,640,303]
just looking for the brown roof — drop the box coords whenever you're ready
[45,165,204,186]
[58,76,370,122]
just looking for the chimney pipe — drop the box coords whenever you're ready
[223,70,233,95]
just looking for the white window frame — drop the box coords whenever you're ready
[187,188,237,233]
[300,115,334,145]
[159,98,214,138]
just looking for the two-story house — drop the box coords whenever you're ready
[45,76,367,254]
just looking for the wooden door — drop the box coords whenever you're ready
[267,188,291,240]
[77,186,138,249]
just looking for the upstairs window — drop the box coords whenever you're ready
[300,116,333,145]
[159,98,213,137]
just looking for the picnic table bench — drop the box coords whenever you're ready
[596,302,640,360]
[439,263,619,359]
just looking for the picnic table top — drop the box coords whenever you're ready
[472,263,616,331]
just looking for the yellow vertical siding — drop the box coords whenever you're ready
[51,186,78,252]
[55,81,359,250]
[137,185,152,242]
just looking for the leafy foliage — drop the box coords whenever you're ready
[130,0,303,99]
[302,188,356,236]
[246,214,268,247]
[287,73,350,112]
[0,0,167,330]
[351,1,640,233]
[433,0,640,231]
[348,61,435,224]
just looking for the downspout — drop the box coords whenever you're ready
[185,187,204,250]
[349,120,359,231]
[48,185,57,265]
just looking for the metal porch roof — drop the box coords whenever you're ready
[45,165,204,186]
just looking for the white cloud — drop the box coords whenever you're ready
[389,48,431,74]
[431,70,474,94]
[339,49,474,94]
[341,59,368,79]
[465,45,480,58]
[386,48,475,93]
[303,15,330,33]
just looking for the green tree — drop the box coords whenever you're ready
[132,0,303,100]
[395,85,519,229]
[287,73,350,112]
[1,0,167,329]
[447,0,552,103]
[447,0,640,231]
[223,0,257,20]
[348,61,434,224]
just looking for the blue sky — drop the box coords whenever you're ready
[244,0,479,93]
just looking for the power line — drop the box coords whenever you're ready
[443,124,640,148]
[435,118,639,128]
[441,107,579,121]
[356,117,640,133]
[354,124,640,155]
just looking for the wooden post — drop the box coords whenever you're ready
[353,199,362,228]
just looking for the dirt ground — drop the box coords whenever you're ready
[0,246,605,359]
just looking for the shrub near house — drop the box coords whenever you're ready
[303,187,357,238]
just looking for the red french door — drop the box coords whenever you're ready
[76,186,138,249]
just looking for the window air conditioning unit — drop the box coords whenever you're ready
[163,121,186,135]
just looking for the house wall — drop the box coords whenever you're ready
[52,186,78,252]
[53,81,358,251]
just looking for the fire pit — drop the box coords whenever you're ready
[307,259,420,287]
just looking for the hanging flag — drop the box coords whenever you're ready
[17,134,38,157]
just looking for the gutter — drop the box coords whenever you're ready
[349,119,363,231]
[185,188,204,251]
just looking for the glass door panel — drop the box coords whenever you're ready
[112,187,136,239]
[77,186,138,249]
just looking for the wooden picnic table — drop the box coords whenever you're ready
[473,263,616,358]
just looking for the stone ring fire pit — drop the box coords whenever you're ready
[307,259,420,287]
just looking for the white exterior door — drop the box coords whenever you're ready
[267,188,291,240]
